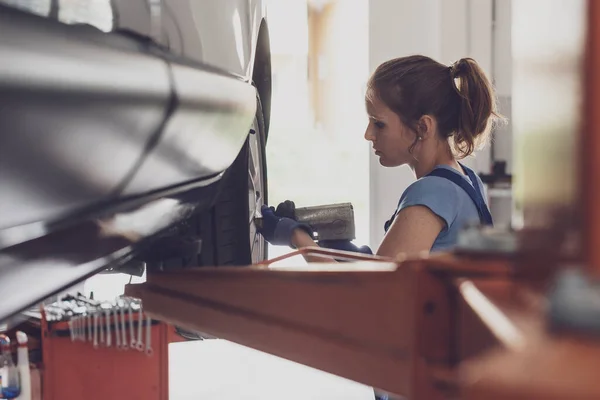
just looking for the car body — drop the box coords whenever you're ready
[0,0,271,323]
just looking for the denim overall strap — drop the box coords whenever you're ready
[426,164,494,226]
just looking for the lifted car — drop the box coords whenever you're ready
[0,0,271,323]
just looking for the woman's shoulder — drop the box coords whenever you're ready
[397,176,462,229]
[400,175,461,203]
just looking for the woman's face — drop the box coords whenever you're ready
[364,95,418,167]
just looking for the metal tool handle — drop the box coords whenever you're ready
[68,320,74,342]
[93,313,99,349]
[129,304,136,348]
[136,305,144,351]
[87,314,93,342]
[145,316,153,356]
[75,316,80,341]
[120,306,128,350]
[75,317,80,341]
[105,309,112,347]
[114,308,121,350]
[99,313,105,345]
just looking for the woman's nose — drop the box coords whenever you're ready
[364,126,375,142]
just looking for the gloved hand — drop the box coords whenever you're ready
[318,239,373,255]
[275,199,297,220]
[257,204,313,247]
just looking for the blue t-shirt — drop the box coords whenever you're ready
[392,165,487,252]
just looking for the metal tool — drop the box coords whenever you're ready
[74,316,80,341]
[87,313,93,342]
[70,304,87,342]
[99,302,112,347]
[78,316,83,341]
[136,304,144,351]
[113,307,121,350]
[68,320,74,342]
[129,301,136,348]
[99,311,105,345]
[93,312,99,349]
[119,302,128,350]
[105,308,112,347]
[73,317,78,341]
[255,202,356,241]
[145,316,153,356]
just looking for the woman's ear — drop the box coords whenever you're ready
[418,115,436,140]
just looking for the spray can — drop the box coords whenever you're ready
[15,332,30,400]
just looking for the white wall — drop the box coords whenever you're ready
[367,0,500,246]
[489,0,513,226]
[367,0,440,246]
[493,0,513,169]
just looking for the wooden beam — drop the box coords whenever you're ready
[126,262,415,396]
[125,249,515,398]
[126,256,464,397]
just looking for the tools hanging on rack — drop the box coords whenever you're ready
[43,294,154,356]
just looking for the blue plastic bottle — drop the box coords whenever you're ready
[0,335,20,400]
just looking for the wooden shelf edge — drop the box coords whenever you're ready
[126,283,415,397]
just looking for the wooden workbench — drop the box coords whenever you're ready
[124,247,600,399]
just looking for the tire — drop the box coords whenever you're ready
[197,95,269,266]
[141,96,267,340]
[144,95,268,270]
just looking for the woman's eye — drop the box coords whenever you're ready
[374,121,385,129]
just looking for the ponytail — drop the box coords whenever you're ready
[449,58,501,158]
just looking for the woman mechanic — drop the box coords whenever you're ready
[257,55,501,259]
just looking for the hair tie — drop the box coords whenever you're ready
[449,61,463,96]
[449,63,458,79]
[449,60,465,79]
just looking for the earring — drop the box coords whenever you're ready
[418,136,423,140]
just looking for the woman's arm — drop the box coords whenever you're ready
[291,205,444,262]
[376,205,444,258]
[290,229,338,263]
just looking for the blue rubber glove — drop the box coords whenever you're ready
[257,205,314,247]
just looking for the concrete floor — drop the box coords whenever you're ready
[169,339,375,399]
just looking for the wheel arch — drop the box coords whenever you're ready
[251,18,272,138]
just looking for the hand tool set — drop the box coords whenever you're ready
[44,294,154,356]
